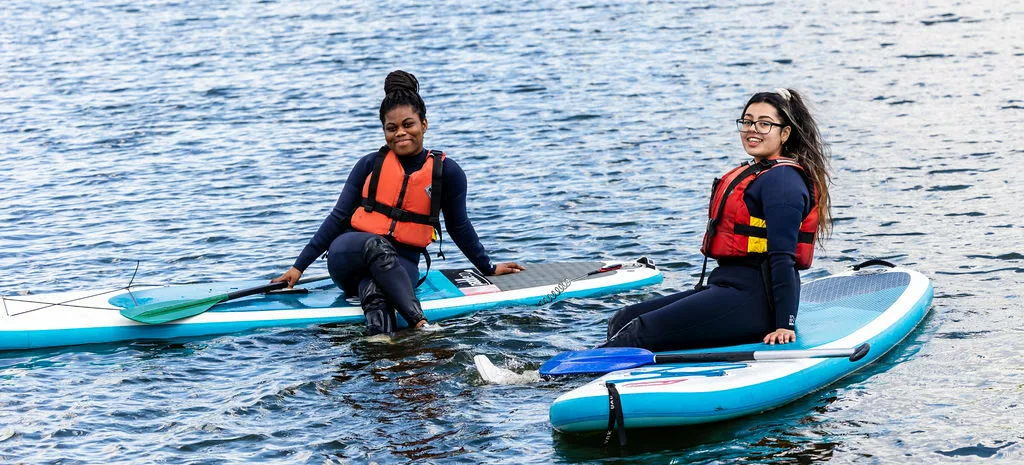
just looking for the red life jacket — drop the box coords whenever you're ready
[700,158,818,270]
[350,148,444,249]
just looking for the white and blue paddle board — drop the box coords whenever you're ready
[549,264,932,433]
[0,258,661,351]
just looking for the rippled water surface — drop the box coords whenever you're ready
[2,0,1022,463]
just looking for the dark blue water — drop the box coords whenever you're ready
[2,1,1022,463]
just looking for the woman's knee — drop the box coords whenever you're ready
[606,308,635,339]
[601,317,646,348]
[362,235,401,270]
[327,233,376,289]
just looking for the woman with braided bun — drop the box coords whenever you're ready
[601,88,832,351]
[273,70,524,336]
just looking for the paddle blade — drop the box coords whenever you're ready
[120,294,228,324]
[540,347,656,376]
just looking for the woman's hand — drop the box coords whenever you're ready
[763,328,796,345]
[493,262,525,276]
[271,266,303,289]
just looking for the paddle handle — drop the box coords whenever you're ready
[224,275,332,300]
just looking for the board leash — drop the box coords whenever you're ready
[537,257,657,306]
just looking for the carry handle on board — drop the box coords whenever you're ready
[120,275,332,324]
[852,259,895,270]
[539,343,871,376]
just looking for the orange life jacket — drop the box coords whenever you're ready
[350,148,444,249]
[700,158,818,270]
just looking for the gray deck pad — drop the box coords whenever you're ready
[486,261,607,292]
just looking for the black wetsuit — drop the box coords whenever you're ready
[292,148,494,299]
[603,165,812,351]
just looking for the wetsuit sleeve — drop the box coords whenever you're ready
[751,167,812,330]
[292,153,376,272]
[440,158,495,275]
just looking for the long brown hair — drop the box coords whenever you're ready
[743,89,833,242]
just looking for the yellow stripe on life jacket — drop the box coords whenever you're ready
[746,216,768,254]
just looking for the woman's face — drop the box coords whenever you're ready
[739,102,790,161]
[383,105,427,157]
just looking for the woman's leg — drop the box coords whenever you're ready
[357,277,397,335]
[326,231,378,293]
[602,268,774,351]
[360,236,425,327]
[327,232,402,335]
[606,289,700,340]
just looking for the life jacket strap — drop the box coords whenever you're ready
[732,224,815,244]
[358,202,433,225]
[363,146,389,212]
[427,150,446,261]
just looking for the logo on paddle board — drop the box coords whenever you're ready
[441,268,500,295]
[621,378,690,388]
[616,363,747,389]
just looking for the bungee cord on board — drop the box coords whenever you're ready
[536,257,657,307]
[2,261,146,316]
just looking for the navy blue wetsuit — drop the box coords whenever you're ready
[291,149,494,297]
[603,165,812,351]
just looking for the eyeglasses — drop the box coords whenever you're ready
[736,119,787,134]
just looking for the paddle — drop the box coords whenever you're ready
[120,275,332,324]
[539,342,871,376]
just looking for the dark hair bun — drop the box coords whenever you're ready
[378,70,427,122]
[384,70,419,95]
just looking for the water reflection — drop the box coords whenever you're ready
[1,0,1022,463]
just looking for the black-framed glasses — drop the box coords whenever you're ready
[736,119,786,134]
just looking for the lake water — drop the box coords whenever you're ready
[1,0,1021,463]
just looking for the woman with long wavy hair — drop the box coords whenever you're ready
[602,88,832,351]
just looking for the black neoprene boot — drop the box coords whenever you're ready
[362,236,427,327]
[358,278,396,336]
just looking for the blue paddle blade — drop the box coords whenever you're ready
[540,347,657,376]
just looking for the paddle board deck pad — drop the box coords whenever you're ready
[549,265,932,434]
[0,258,662,351]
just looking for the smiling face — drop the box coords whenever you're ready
[740,102,791,161]
[383,105,427,157]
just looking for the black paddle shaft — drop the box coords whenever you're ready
[224,275,331,300]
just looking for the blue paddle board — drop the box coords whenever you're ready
[1,258,662,351]
[549,264,932,433]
